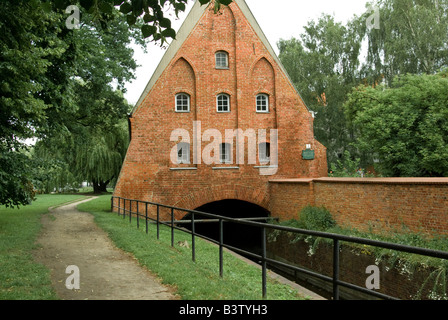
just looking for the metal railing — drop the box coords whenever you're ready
[111,196,448,300]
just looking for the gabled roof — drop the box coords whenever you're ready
[132,0,308,115]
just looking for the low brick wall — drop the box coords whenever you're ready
[269,178,448,236]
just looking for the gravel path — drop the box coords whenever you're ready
[33,197,178,300]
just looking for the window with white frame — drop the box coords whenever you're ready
[175,93,190,112]
[217,94,230,113]
[177,142,190,164]
[259,142,271,164]
[256,94,269,113]
[220,143,231,164]
[215,51,229,69]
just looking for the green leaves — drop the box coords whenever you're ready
[279,15,366,167]
[362,0,448,85]
[70,1,232,42]
[345,72,448,177]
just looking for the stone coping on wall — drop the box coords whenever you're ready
[269,177,448,185]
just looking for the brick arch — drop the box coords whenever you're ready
[170,57,196,92]
[173,184,270,219]
[250,57,275,94]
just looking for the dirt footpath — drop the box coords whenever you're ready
[33,197,178,300]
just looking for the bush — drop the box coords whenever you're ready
[298,206,336,231]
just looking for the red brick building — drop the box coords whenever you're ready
[113,0,328,219]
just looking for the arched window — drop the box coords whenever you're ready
[220,143,231,164]
[215,51,229,69]
[177,142,190,164]
[175,93,190,112]
[259,142,271,164]
[256,94,269,113]
[217,94,230,113]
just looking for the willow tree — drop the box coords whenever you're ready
[34,118,129,193]
[73,121,129,193]
[1,0,228,206]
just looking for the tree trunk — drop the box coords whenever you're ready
[92,180,109,194]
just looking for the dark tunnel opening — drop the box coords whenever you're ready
[182,200,270,256]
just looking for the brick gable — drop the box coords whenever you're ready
[114,0,328,218]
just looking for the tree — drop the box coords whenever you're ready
[362,0,448,85]
[344,71,448,177]
[43,0,232,43]
[34,118,130,193]
[0,0,65,207]
[278,15,371,167]
[1,0,227,206]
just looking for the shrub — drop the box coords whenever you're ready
[298,206,336,231]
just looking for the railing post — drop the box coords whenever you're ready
[156,205,160,240]
[145,203,149,235]
[129,200,132,224]
[333,239,340,300]
[261,227,267,299]
[219,219,224,278]
[136,201,140,229]
[123,199,126,219]
[191,212,196,262]
[171,208,174,247]
[118,197,121,216]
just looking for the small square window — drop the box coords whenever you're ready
[259,142,271,164]
[176,93,190,112]
[217,94,230,113]
[256,94,269,113]
[220,143,231,164]
[215,52,229,69]
[177,143,190,164]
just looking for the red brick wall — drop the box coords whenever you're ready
[113,2,327,219]
[269,178,448,236]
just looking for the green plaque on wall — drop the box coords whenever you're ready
[302,150,315,160]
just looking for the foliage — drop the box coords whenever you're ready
[268,205,448,299]
[0,0,64,207]
[1,0,230,207]
[328,150,377,177]
[34,119,130,193]
[279,0,448,175]
[48,0,230,43]
[297,206,336,232]
[278,15,371,167]
[344,71,448,177]
[268,206,336,256]
[361,0,448,85]
[0,148,36,208]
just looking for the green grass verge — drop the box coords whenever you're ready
[0,194,86,300]
[77,195,307,300]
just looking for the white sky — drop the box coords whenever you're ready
[124,0,371,106]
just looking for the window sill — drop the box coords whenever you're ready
[170,167,197,171]
[215,67,229,70]
[254,165,278,169]
[212,167,240,170]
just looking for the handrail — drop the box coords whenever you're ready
[110,196,448,300]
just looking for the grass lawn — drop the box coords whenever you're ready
[78,195,307,300]
[0,194,86,300]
